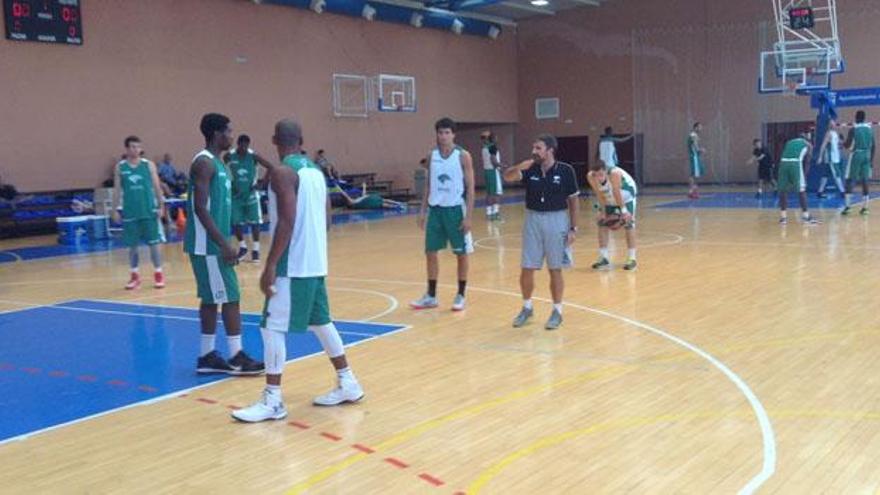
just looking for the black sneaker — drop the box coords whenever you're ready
[237,247,248,261]
[229,351,265,376]
[251,251,260,263]
[197,350,234,374]
[591,257,610,270]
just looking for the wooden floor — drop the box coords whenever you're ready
[1,192,879,494]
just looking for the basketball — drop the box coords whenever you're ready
[598,213,625,230]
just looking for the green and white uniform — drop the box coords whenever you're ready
[184,150,239,304]
[596,166,638,216]
[688,131,704,178]
[228,150,262,225]
[118,159,164,247]
[351,194,384,210]
[262,154,331,333]
[824,129,844,179]
[425,147,473,254]
[846,123,874,181]
[777,137,810,193]
[481,143,503,196]
[599,137,618,170]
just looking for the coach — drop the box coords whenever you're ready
[503,134,579,330]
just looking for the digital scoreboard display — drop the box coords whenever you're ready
[4,0,82,45]
[789,7,815,30]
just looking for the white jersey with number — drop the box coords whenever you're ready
[599,138,618,168]
[481,145,500,171]
[597,167,637,205]
[428,147,465,207]
[827,130,841,163]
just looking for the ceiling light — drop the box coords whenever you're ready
[362,4,377,20]
[451,18,464,35]
[530,0,549,5]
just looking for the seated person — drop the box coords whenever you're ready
[157,153,187,196]
[338,183,406,210]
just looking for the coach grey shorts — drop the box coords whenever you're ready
[522,209,573,270]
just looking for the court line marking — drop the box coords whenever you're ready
[95,284,399,323]
[473,231,685,252]
[286,276,775,495]
[0,315,412,448]
[0,251,23,262]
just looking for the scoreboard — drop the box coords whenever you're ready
[4,0,82,45]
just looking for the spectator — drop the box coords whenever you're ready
[157,153,187,196]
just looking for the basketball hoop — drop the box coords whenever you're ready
[784,80,800,96]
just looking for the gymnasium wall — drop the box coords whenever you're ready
[0,0,518,192]
[516,0,880,184]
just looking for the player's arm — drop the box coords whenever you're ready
[502,159,533,183]
[817,132,831,163]
[147,160,166,218]
[612,134,634,143]
[111,163,122,223]
[261,166,298,297]
[587,173,607,219]
[461,150,475,233]
[417,153,431,230]
[490,147,501,169]
[845,128,855,151]
[610,172,630,221]
[565,166,579,245]
[191,157,237,264]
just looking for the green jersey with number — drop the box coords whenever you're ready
[228,150,259,203]
[853,123,874,153]
[184,150,232,256]
[118,159,156,220]
[780,137,809,163]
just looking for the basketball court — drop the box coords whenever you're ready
[2,0,880,493]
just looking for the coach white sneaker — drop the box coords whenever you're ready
[232,390,288,423]
[313,377,364,406]
[451,294,466,312]
[410,294,439,310]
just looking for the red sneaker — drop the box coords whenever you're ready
[125,272,141,290]
[154,271,165,289]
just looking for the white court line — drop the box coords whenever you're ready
[330,275,776,495]
[472,231,685,252]
[0,322,412,447]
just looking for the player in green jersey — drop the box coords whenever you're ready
[841,110,876,215]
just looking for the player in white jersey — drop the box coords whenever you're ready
[596,127,633,170]
[587,161,638,270]
[411,117,476,312]
[817,120,845,199]
[480,130,504,220]
[233,119,364,423]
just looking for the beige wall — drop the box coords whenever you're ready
[516,0,880,184]
[0,0,518,191]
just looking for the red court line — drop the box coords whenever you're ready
[351,443,375,454]
[320,432,342,441]
[196,398,218,404]
[107,380,128,387]
[20,367,41,374]
[417,473,445,487]
[384,457,409,469]
[288,421,311,429]
[138,385,158,393]
[77,375,98,382]
[226,405,241,410]
[0,363,15,370]
[48,370,69,377]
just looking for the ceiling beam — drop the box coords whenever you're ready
[568,0,600,5]
[371,0,518,26]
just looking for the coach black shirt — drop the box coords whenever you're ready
[521,161,579,212]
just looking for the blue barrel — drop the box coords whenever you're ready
[88,215,110,240]
[57,216,90,245]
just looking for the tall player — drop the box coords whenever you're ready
[225,134,274,262]
[185,113,264,375]
[816,120,845,199]
[687,122,706,199]
[842,110,875,215]
[776,131,820,225]
[232,119,364,423]
[480,131,503,220]
[587,161,638,270]
[411,118,475,312]
[112,136,166,290]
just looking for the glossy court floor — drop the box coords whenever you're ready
[1,190,879,494]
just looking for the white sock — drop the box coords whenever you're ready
[227,335,242,357]
[523,299,533,310]
[863,196,870,209]
[239,240,247,249]
[486,206,492,215]
[253,241,260,252]
[200,334,215,357]
[628,249,636,260]
[131,267,140,274]
[493,204,500,214]
[780,210,788,219]
[154,266,163,273]
[553,303,563,314]
[336,367,355,382]
[265,385,282,403]
[599,248,609,259]
[845,194,852,206]
[802,211,810,219]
